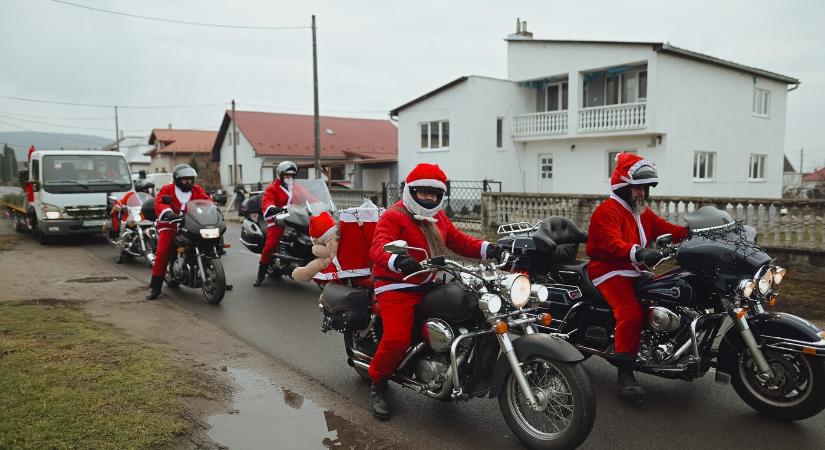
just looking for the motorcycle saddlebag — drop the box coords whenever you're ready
[320,283,372,332]
[140,198,157,221]
[240,219,265,254]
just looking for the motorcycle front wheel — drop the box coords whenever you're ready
[499,356,595,450]
[731,348,825,421]
[201,258,226,304]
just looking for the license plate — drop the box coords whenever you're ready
[84,220,107,227]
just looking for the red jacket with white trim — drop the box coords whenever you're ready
[261,179,291,217]
[370,201,489,294]
[586,195,687,286]
[154,183,210,231]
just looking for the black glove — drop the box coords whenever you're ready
[486,243,507,262]
[635,247,664,267]
[394,255,422,276]
[160,211,181,221]
[264,206,283,220]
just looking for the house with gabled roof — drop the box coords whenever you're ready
[210,111,397,191]
[147,128,220,187]
[391,21,799,199]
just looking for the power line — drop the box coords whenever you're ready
[0,110,113,120]
[0,94,227,109]
[50,0,309,30]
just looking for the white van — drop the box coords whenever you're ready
[24,150,133,244]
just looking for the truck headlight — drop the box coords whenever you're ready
[502,273,531,308]
[199,228,220,239]
[42,203,63,220]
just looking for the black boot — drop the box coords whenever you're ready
[252,263,268,287]
[145,275,163,300]
[369,381,391,421]
[614,352,646,398]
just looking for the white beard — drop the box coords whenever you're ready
[284,179,293,188]
[632,198,648,213]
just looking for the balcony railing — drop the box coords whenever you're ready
[513,110,568,138]
[578,102,646,133]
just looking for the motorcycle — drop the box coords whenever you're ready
[163,196,228,304]
[110,192,158,266]
[319,240,596,450]
[239,179,335,280]
[497,206,825,421]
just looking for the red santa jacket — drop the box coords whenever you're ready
[586,194,688,286]
[154,183,210,232]
[260,180,317,227]
[370,201,490,295]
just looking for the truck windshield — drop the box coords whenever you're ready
[42,155,131,193]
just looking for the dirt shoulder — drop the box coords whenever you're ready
[0,225,406,449]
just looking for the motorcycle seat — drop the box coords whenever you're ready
[555,260,608,307]
[532,217,588,265]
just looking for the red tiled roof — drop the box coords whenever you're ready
[211,111,397,162]
[803,168,825,182]
[148,129,218,155]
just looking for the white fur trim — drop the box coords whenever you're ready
[402,184,443,220]
[609,193,647,248]
[374,273,435,294]
[312,268,371,281]
[481,241,490,259]
[627,159,657,177]
[314,225,338,244]
[280,184,293,204]
[630,244,639,263]
[406,178,447,191]
[610,182,629,191]
[592,269,641,286]
[388,254,401,273]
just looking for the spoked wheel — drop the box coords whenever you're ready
[732,348,825,421]
[201,258,226,304]
[499,356,595,450]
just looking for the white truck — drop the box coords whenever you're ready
[23,150,133,244]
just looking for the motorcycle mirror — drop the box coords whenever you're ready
[383,240,409,254]
[430,255,446,266]
[656,233,673,248]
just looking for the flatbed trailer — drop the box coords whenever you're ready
[1,202,30,233]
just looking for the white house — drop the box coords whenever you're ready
[210,111,398,191]
[391,23,799,199]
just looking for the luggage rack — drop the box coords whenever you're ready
[497,221,538,236]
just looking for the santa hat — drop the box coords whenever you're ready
[403,164,447,221]
[309,211,338,243]
[610,152,658,192]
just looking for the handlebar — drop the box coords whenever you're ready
[400,251,512,281]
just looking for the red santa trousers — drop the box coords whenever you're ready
[368,289,425,383]
[596,275,645,354]
[259,224,285,265]
[151,229,177,277]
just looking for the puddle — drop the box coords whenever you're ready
[208,368,391,450]
[66,276,129,283]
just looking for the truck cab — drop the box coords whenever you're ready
[24,150,133,244]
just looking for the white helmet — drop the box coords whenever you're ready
[276,161,298,182]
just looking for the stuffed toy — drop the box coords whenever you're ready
[292,211,339,282]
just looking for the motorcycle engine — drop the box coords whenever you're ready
[648,306,681,332]
[637,331,677,364]
[172,257,188,280]
[415,354,449,386]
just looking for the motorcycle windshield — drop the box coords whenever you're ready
[125,192,153,207]
[682,206,735,231]
[289,179,335,214]
[184,200,221,228]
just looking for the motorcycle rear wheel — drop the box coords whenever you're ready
[499,356,595,450]
[731,348,825,421]
[201,258,226,304]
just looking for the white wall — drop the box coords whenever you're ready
[655,53,788,198]
[397,76,533,191]
[218,118,260,190]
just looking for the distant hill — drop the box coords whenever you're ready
[0,132,113,159]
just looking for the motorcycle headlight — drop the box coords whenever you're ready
[42,203,63,220]
[199,227,220,239]
[758,267,773,295]
[772,266,786,286]
[736,279,756,299]
[479,293,502,314]
[502,273,531,308]
[531,284,549,302]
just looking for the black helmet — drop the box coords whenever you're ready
[134,179,154,193]
[173,164,197,192]
[276,161,298,182]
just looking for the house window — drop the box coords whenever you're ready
[540,155,553,179]
[606,74,622,105]
[296,167,308,179]
[329,165,345,180]
[496,118,503,148]
[693,152,715,181]
[638,71,648,101]
[607,150,637,178]
[545,82,568,111]
[227,131,240,146]
[753,88,770,116]
[420,120,449,150]
[749,154,767,180]
[228,164,243,185]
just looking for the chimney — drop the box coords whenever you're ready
[168,123,172,129]
[507,17,533,40]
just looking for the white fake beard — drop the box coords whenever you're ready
[632,198,648,213]
[284,178,293,188]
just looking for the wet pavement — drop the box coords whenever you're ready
[209,368,391,450]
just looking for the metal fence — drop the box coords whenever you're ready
[444,180,501,231]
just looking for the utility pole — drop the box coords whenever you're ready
[231,99,239,186]
[113,105,120,152]
[800,147,804,174]
[312,14,321,179]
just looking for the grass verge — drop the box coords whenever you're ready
[0,300,210,450]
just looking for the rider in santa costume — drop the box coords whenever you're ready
[367,163,505,420]
[586,152,688,397]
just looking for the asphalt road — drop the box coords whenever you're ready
[82,222,825,449]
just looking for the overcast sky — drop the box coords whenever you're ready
[1,0,824,170]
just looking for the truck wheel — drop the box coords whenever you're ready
[33,223,50,245]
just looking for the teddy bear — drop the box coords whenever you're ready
[291,211,339,283]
